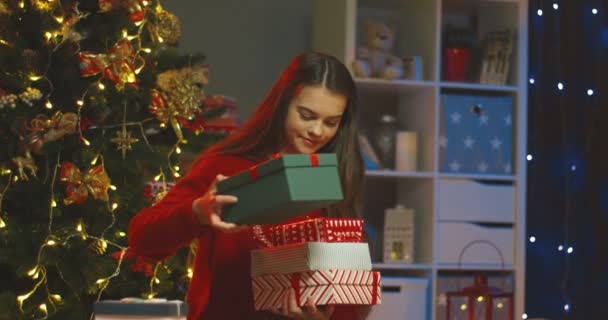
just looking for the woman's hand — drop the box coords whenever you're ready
[270,289,335,320]
[192,174,245,233]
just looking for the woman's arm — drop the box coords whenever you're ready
[127,154,249,260]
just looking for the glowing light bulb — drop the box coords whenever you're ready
[553,3,559,10]
[522,314,528,319]
[567,246,573,254]
[587,89,594,96]
[527,154,533,161]
[112,203,118,211]
[47,240,56,246]
[592,8,598,15]
[537,9,543,16]
[76,100,84,106]
[98,82,105,90]
[477,296,484,302]
[529,78,535,84]
[460,304,467,311]
[0,217,6,228]
[76,223,83,232]
[557,82,564,90]
[45,101,53,109]
[558,245,564,251]
[529,236,536,243]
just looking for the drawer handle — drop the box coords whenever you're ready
[471,222,513,229]
[458,239,506,270]
[470,104,483,116]
[381,286,401,293]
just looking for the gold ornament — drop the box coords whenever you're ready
[149,9,181,45]
[60,162,111,205]
[12,153,38,181]
[78,39,137,90]
[21,111,79,154]
[31,0,58,11]
[89,239,107,255]
[0,2,10,15]
[110,123,139,160]
[148,66,208,142]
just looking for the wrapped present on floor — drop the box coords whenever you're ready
[252,217,364,248]
[217,153,343,225]
[252,269,381,310]
[94,299,187,320]
[251,242,372,276]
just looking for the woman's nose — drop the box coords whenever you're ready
[308,121,323,137]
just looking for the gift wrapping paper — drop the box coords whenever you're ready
[251,242,372,277]
[252,269,381,310]
[252,218,364,248]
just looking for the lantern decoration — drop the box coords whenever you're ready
[446,274,513,320]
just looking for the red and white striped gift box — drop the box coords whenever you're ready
[252,270,381,310]
[252,218,364,248]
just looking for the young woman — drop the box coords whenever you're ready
[128,52,368,320]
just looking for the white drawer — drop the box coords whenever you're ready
[438,179,514,223]
[437,222,514,266]
[368,277,428,320]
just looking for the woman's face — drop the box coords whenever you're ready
[281,86,347,154]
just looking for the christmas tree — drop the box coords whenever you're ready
[0,1,235,319]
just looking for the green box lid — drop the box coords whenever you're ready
[217,153,338,193]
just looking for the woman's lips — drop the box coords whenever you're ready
[301,137,318,148]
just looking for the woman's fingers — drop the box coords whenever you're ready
[213,194,238,206]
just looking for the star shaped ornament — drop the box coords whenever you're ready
[111,123,139,159]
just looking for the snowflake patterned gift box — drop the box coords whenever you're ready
[252,269,381,310]
[440,93,513,175]
[252,217,364,248]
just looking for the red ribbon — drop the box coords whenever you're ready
[371,272,379,305]
[249,154,318,181]
[291,273,302,306]
[309,154,319,167]
[249,165,259,180]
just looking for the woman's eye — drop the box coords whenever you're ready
[325,121,338,127]
[299,113,314,120]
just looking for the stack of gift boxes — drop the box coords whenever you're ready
[214,153,382,310]
[250,217,382,310]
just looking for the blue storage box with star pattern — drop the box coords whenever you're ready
[440,93,514,175]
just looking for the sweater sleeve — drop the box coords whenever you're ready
[127,154,251,261]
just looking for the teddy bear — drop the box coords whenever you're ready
[352,20,403,80]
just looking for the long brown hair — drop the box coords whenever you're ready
[200,52,364,218]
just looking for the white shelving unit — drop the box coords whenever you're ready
[313,0,528,319]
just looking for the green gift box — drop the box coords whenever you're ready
[217,153,343,224]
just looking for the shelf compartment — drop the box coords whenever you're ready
[440,0,521,86]
[362,179,434,265]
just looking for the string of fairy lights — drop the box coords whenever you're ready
[0,0,195,318]
[524,1,602,319]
